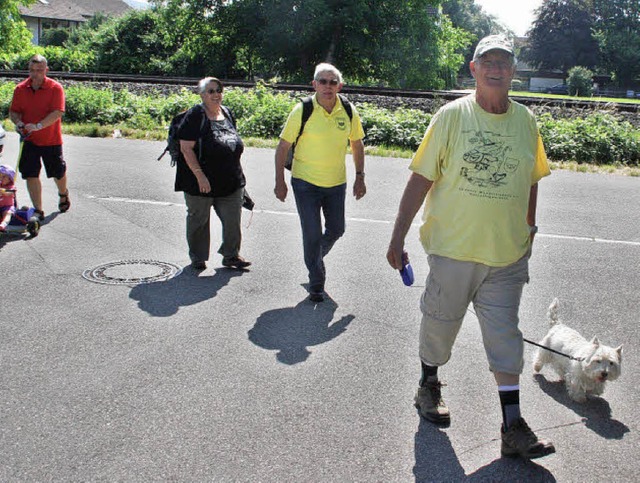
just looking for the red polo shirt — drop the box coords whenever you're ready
[10,76,65,146]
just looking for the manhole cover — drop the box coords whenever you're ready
[82,260,183,285]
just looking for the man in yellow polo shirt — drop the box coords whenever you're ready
[387,36,555,460]
[274,63,366,303]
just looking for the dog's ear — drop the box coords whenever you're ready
[590,336,600,347]
[615,345,623,358]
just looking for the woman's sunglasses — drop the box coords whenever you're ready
[317,78,339,86]
[206,86,223,94]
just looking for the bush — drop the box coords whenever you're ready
[64,86,116,123]
[41,28,70,47]
[0,46,95,72]
[538,113,640,165]
[567,66,594,97]
[227,84,296,138]
[0,82,17,118]
[359,104,431,150]
[2,80,638,166]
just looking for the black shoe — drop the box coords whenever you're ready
[191,261,207,270]
[222,256,251,269]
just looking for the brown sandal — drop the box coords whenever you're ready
[58,191,71,212]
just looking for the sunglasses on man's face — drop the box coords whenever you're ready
[206,86,223,94]
[317,78,339,86]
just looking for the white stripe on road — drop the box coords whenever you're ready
[90,196,640,247]
[540,233,640,247]
[87,195,181,207]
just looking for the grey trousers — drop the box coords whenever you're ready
[184,188,243,263]
[419,253,530,375]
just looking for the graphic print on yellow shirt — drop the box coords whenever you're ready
[460,129,521,189]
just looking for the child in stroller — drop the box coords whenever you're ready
[0,164,17,232]
[0,129,40,237]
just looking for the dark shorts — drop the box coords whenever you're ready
[18,142,66,179]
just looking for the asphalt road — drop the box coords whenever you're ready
[1,132,639,482]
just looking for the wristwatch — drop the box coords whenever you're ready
[36,122,43,130]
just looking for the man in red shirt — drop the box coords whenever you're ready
[9,54,69,220]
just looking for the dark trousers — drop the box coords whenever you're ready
[184,188,243,263]
[291,177,346,292]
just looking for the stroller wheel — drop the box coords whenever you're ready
[27,220,40,237]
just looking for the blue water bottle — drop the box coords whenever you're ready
[400,251,414,286]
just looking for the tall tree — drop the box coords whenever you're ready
[522,0,598,74]
[0,0,35,54]
[442,0,508,38]
[224,0,470,89]
[442,0,511,75]
[592,0,640,86]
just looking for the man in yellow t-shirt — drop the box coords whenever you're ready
[387,36,555,460]
[274,63,366,303]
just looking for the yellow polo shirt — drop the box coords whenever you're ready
[280,94,365,187]
[410,94,550,267]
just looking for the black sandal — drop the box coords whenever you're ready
[58,191,71,212]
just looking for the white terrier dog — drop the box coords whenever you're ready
[532,298,623,402]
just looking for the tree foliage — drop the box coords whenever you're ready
[567,66,594,96]
[144,0,471,89]
[522,0,598,74]
[592,0,640,86]
[150,0,230,77]
[66,9,199,75]
[442,0,511,74]
[0,0,35,54]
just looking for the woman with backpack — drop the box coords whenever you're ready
[176,77,251,270]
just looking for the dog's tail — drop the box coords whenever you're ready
[547,298,560,325]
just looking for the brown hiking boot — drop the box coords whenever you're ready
[414,381,450,425]
[501,417,556,459]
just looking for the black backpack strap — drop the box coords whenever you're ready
[220,105,236,128]
[338,94,353,121]
[294,96,314,145]
[196,103,209,161]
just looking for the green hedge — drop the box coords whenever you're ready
[538,113,640,165]
[0,46,95,72]
[1,80,639,166]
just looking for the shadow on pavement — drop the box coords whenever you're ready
[413,419,556,482]
[248,293,355,365]
[533,374,629,439]
[129,267,245,317]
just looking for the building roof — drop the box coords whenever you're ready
[19,0,130,22]
[69,0,131,16]
[19,0,90,22]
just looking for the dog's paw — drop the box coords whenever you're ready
[567,387,587,403]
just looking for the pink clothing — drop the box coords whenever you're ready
[1,183,16,209]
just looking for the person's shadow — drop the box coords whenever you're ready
[129,267,245,317]
[248,293,355,365]
[413,419,556,482]
[533,374,629,439]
